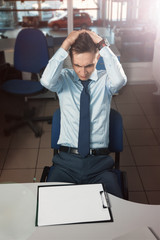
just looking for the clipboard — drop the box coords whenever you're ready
[36,183,113,227]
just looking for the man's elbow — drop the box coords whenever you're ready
[40,77,48,89]
[123,75,127,86]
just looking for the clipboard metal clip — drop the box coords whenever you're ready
[100,191,108,209]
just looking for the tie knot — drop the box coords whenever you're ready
[81,80,90,89]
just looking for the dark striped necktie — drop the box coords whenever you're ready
[78,80,90,157]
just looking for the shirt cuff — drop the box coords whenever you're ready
[99,46,116,60]
[99,46,113,59]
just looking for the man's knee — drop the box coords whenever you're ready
[47,165,76,184]
[89,171,123,198]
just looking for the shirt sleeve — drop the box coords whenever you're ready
[99,46,127,94]
[40,47,68,92]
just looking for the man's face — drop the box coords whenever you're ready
[72,50,99,81]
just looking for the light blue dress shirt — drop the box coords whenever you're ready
[40,46,127,149]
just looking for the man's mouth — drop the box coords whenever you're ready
[80,76,88,79]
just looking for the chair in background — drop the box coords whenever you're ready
[40,108,128,200]
[1,28,52,137]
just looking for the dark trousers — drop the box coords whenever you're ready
[47,151,123,198]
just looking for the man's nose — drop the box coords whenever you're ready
[80,67,87,75]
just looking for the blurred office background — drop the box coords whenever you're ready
[0,0,160,204]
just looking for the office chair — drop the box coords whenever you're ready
[1,28,52,137]
[96,56,106,70]
[40,108,128,200]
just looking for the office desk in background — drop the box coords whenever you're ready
[0,38,15,65]
[0,43,120,65]
[0,26,120,65]
[0,183,160,240]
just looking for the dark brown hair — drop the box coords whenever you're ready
[69,32,98,60]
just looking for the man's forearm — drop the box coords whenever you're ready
[61,39,72,51]
[40,48,68,92]
[41,31,84,90]
[61,30,87,51]
[100,46,127,92]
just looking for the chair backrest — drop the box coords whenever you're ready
[96,55,120,70]
[108,108,123,152]
[46,108,126,198]
[51,108,61,151]
[14,28,49,74]
[96,56,106,70]
[51,108,123,158]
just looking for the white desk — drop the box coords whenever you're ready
[0,183,160,240]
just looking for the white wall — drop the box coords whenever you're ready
[152,28,160,94]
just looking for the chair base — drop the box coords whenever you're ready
[4,107,52,137]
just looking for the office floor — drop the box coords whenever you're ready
[0,82,160,205]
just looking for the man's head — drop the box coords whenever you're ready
[69,32,99,81]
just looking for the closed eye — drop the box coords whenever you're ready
[74,64,94,68]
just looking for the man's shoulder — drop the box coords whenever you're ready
[61,68,78,83]
[62,68,74,76]
[96,69,107,80]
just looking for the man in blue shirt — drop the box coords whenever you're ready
[40,30,127,197]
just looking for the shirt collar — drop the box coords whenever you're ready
[89,69,98,81]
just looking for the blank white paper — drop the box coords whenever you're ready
[36,184,112,226]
